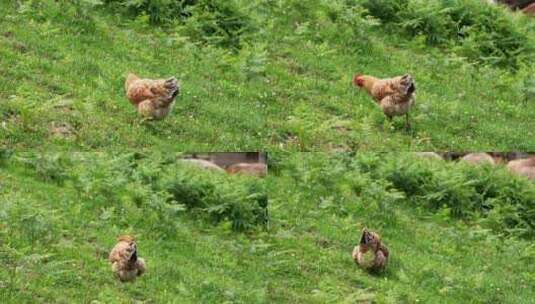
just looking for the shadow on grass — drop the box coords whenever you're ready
[366,257,400,281]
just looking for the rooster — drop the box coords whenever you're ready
[125,73,180,120]
[353,73,416,129]
[352,228,389,272]
[108,235,146,282]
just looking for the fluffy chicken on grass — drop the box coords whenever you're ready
[352,228,389,272]
[108,235,146,282]
[353,73,416,129]
[125,73,180,120]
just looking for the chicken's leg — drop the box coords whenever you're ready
[384,115,394,131]
[374,249,387,270]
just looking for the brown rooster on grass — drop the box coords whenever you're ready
[125,73,180,120]
[352,228,389,272]
[108,235,146,282]
[353,73,416,129]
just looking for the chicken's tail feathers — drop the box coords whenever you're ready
[164,77,180,99]
[125,73,140,90]
[408,83,416,94]
[164,77,178,88]
[401,74,416,94]
[129,246,138,262]
[360,229,368,245]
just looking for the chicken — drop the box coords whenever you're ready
[108,235,146,282]
[124,73,180,120]
[352,228,389,272]
[353,73,416,129]
[226,163,267,177]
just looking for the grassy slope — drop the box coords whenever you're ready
[0,1,534,151]
[0,159,274,303]
[1,154,534,303]
[265,154,535,303]
[0,2,269,151]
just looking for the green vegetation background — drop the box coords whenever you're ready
[266,152,534,303]
[1,152,534,303]
[1,0,534,150]
[0,152,269,303]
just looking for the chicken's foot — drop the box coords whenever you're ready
[405,113,411,131]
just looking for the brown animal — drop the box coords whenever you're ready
[352,228,389,271]
[108,235,146,282]
[226,163,267,177]
[507,157,535,180]
[460,153,496,166]
[353,73,416,129]
[124,73,180,120]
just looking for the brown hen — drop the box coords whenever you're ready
[108,235,146,282]
[353,73,416,129]
[352,228,389,272]
[125,73,180,120]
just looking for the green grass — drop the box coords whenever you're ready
[265,152,535,303]
[0,153,272,303]
[1,0,534,150]
[2,152,535,303]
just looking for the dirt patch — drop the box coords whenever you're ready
[12,41,28,53]
[49,122,75,139]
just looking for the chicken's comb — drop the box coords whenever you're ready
[118,235,135,242]
[352,74,363,86]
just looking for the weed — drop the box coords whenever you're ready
[1,0,534,150]
[160,162,268,231]
[266,152,535,303]
[362,0,534,70]
[0,153,273,303]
